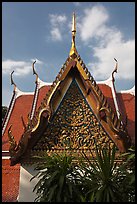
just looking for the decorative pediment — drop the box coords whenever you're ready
[7,13,131,166]
[32,79,114,153]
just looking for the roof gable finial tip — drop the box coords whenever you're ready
[72,12,76,33]
[69,12,78,57]
[112,58,118,82]
[32,60,38,83]
[10,70,17,91]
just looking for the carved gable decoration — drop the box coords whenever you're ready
[7,13,131,166]
[32,79,114,153]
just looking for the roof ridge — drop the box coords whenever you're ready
[15,87,34,98]
[2,91,16,136]
[118,85,135,95]
[96,75,113,87]
[37,77,52,88]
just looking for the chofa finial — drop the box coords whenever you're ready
[10,71,17,91]
[112,58,118,82]
[32,60,38,82]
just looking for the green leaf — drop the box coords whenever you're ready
[68,182,73,197]
[89,192,95,202]
[129,174,135,185]
[48,184,58,201]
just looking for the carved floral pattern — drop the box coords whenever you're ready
[32,79,114,152]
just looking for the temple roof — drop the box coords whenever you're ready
[2,13,134,167]
[116,88,135,144]
[2,13,135,203]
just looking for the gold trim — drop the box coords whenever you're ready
[47,81,61,106]
[76,59,89,80]
[31,54,129,151]
[69,12,78,57]
[75,57,129,140]
[31,105,51,132]
[8,125,17,155]
[32,79,114,152]
[21,115,26,130]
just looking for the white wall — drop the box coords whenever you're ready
[18,164,39,202]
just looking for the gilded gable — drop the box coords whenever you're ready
[32,79,114,153]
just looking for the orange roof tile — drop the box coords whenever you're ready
[2,95,33,151]
[2,85,51,152]
[2,159,20,202]
[36,85,51,111]
[117,92,135,144]
[98,84,116,112]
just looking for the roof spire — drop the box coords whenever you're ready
[10,71,17,91]
[69,12,78,57]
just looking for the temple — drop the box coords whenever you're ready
[2,13,135,202]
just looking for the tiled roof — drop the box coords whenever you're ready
[8,57,132,162]
[2,83,109,148]
[2,84,51,152]
[98,84,116,113]
[2,95,34,151]
[2,79,134,203]
[2,159,20,202]
[36,85,51,111]
[116,92,135,144]
[2,74,134,202]
[2,12,134,202]
[2,83,51,202]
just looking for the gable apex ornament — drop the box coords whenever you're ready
[69,12,78,58]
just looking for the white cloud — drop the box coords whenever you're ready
[30,58,43,65]
[50,27,62,41]
[79,5,109,41]
[79,5,135,81]
[88,38,135,80]
[49,14,67,41]
[2,59,43,76]
[49,14,67,26]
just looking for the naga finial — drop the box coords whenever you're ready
[10,71,17,91]
[69,12,78,57]
[32,60,38,82]
[21,115,26,130]
[8,124,17,156]
[112,58,118,82]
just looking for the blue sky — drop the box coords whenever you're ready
[2,2,135,106]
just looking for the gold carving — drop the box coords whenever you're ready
[32,104,51,132]
[32,80,114,153]
[69,12,78,57]
[8,125,17,156]
[21,115,26,130]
